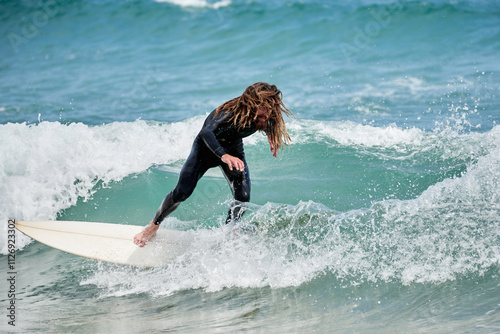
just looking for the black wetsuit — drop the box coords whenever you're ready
[153,110,259,225]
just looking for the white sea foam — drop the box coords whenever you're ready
[0,117,204,253]
[1,117,494,253]
[3,117,499,296]
[80,125,500,294]
[372,128,500,284]
[287,119,426,149]
[288,118,493,164]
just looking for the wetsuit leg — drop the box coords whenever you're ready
[220,155,251,224]
[153,140,216,225]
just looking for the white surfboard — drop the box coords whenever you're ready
[15,220,192,268]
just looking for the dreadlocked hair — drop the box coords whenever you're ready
[215,82,295,152]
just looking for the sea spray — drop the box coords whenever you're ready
[0,118,203,253]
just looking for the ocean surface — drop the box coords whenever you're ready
[1,0,500,332]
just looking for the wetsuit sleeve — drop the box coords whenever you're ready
[198,111,232,158]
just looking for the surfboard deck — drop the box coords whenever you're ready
[15,220,192,268]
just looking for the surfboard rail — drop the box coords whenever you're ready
[15,220,192,267]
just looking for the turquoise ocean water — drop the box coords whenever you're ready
[1,0,500,332]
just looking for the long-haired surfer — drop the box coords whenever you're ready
[134,82,294,247]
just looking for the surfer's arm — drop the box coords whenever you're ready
[198,111,231,158]
[199,111,244,171]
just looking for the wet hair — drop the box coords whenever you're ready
[215,82,294,152]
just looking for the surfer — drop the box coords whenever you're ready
[134,82,294,247]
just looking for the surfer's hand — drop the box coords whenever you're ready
[221,154,244,171]
[134,221,159,247]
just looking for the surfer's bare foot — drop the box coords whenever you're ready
[134,221,159,247]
